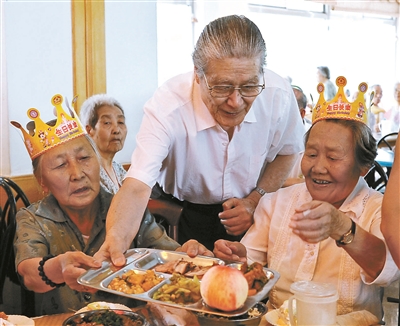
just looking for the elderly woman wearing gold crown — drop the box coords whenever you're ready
[188,77,400,323]
[10,94,211,315]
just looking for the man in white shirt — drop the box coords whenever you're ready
[96,15,304,262]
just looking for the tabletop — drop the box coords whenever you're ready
[33,312,73,326]
[376,148,394,168]
[31,309,272,325]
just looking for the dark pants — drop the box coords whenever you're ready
[178,202,242,251]
[151,184,242,251]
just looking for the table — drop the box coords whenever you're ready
[376,148,394,168]
[31,307,270,325]
[33,312,73,325]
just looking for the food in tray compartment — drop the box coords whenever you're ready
[107,270,163,294]
[154,258,218,279]
[152,273,201,305]
[200,265,249,312]
[241,262,271,295]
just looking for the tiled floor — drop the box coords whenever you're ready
[383,279,399,326]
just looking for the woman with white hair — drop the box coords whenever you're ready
[80,94,127,194]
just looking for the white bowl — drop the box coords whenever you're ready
[6,315,35,326]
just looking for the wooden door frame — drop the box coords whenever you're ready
[71,0,106,113]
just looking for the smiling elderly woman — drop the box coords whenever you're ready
[193,79,400,323]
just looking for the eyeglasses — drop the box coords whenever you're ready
[203,74,265,98]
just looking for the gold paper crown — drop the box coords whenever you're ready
[10,94,86,160]
[312,76,368,125]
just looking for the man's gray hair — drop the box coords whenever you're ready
[192,15,266,77]
[80,94,123,129]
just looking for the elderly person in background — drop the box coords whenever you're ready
[370,84,385,132]
[291,85,311,132]
[384,82,400,133]
[316,66,336,101]
[188,78,400,323]
[96,15,304,263]
[80,94,127,194]
[381,136,400,268]
[11,95,205,315]
[282,85,310,187]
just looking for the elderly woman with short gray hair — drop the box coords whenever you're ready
[80,94,127,194]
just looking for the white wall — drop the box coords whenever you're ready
[4,1,74,175]
[105,1,158,165]
[1,1,158,176]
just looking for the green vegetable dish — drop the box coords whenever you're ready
[63,309,146,326]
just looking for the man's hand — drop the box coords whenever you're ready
[213,239,247,262]
[93,236,128,268]
[177,239,214,258]
[219,197,256,236]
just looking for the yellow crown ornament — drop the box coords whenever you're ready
[312,76,368,125]
[10,94,86,160]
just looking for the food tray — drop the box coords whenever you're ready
[78,248,280,317]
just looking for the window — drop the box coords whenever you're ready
[249,0,324,12]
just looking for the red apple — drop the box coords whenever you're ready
[200,265,248,311]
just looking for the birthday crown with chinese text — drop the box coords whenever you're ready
[10,94,86,160]
[312,76,368,125]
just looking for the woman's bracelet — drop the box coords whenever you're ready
[38,254,66,288]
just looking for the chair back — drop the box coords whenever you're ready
[0,177,35,316]
[378,132,398,151]
[147,198,182,242]
[364,161,388,192]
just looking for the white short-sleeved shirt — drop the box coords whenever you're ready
[127,70,305,204]
[241,178,400,321]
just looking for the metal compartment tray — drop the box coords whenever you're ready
[78,248,280,317]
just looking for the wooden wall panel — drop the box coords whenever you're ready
[1,175,43,209]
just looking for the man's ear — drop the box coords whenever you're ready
[194,67,200,84]
[300,108,306,120]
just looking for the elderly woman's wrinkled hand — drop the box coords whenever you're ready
[177,239,214,258]
[213,239,247,263]
[59,251,102,293]
[289,200,344,243]
[219,197,255,236]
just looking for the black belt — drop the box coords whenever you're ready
[151,183,222,212]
